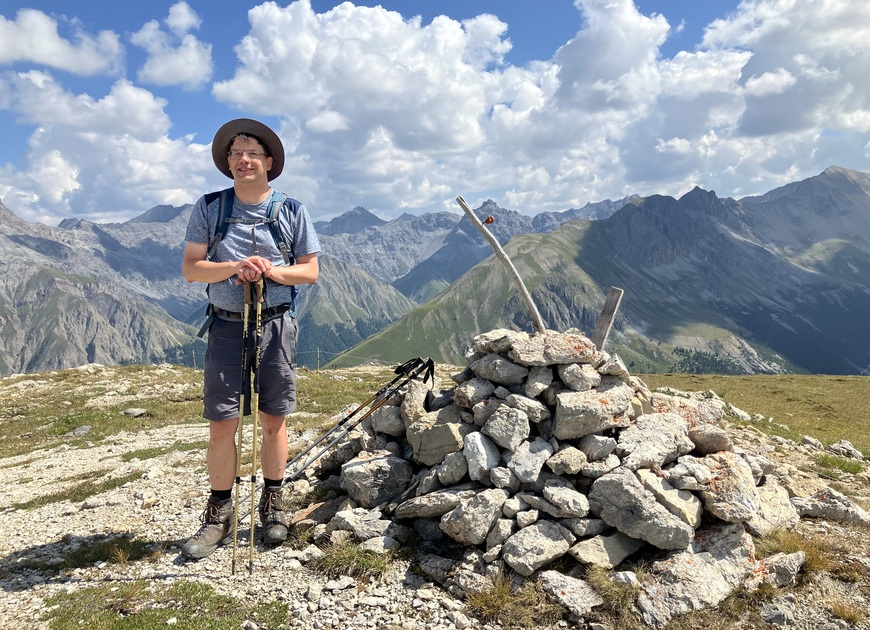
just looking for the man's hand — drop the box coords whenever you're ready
[235,256,272,284]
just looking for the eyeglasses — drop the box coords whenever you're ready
[228,150,266,160]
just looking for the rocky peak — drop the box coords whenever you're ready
[57,217,85,229]
[0,199,33,231]
[679,185,720,208]
[315,206,386,236]
[126,204,188,224]
[739,166,870,249]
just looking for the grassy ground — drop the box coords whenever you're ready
[0,364,204,460]
[638,373,870,455]
[1,365,865,466]
[42,580,289,630]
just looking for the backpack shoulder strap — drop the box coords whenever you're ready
[265,191,298,316]
[266,190,293,265]
[205,187,235,261]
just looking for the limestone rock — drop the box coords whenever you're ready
[589,467,695,550]
[553,380,634,440]
[440,488,510,545]
[407,409,473,466]
[470,353,529,385]
[502,520,575,576]
[568,531,644,568]
[507,329,599,367]
[616,412,694,471]
[340,450,414,509]
[539,570,603,617]
[698,451,761,523]
[791,486,870,526]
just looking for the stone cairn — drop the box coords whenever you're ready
[286,328,869,628]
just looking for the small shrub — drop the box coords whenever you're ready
[831,558,866,583]
[285,525,316,550]
[110,542,130,567]
[148,543,167,563]
[717,583,777,618]
[664,610,735,630]
[464,571,513,623]
[61,534,155,570]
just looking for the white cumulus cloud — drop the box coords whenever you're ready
[0,70,209,223]
[1,0,870,224]
[131,1,212,90]
[0,8,123,74]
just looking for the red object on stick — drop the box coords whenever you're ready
[483,215,495,224]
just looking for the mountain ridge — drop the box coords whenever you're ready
[1,166,868,375]
[327,166,870,375]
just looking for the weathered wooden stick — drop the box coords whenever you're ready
[456,196,546,334]
[591,286,623,350]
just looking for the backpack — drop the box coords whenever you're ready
[204,187,293,266]
[196,187,298,337]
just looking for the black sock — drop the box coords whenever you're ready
[210,489,232,502]
[263,477,282,490]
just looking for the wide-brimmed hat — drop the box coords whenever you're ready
[211,118,284,181]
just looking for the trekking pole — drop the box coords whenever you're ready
[231,281,253,576]
[248,278,265,574]
[283,358,435,484]
[282,357,424,477]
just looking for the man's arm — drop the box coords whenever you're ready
[264,253,319,286]
[182,242,272,284]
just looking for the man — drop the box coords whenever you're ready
[181,118,320,559]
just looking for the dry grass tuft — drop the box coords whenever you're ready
[309,537,393,580]
[465,571,565,629]
[828,597,866,624]
[755,529,833,576]
[581,566,645,630]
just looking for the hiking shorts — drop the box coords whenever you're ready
[203,311,298,421]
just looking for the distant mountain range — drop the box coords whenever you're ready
[0,166,868,375]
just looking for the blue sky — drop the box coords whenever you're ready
[1,0,869,224]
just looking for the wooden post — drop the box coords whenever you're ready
[456,196,546,334]
[591,287,623,350]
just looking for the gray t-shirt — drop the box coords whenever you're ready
[185,190,321,312]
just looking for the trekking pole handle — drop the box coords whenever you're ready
[395,357,422,375]
[284,357,424,472]
[284,357,435,483]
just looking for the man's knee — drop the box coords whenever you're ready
[209,418,239,442]
[259,412,286,437]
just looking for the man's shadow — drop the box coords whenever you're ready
[0,531,204,591]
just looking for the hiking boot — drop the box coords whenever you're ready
[181,497,233,559]
[258,487,288,546]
